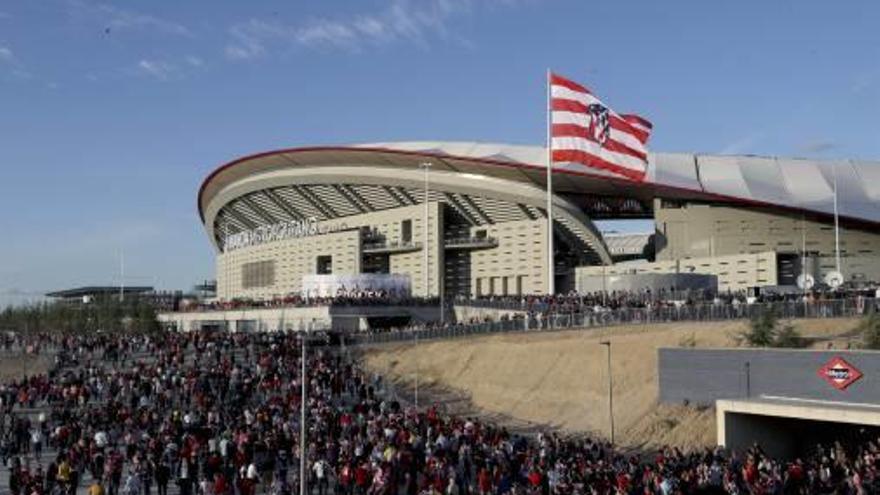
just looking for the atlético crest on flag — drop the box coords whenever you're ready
[586,103,610,145]
[550,72,652,181]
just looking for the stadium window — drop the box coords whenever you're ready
[316,255,333,275]
[401,219,412,243]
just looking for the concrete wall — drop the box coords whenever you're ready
[217,229,361,300]
[158,304,444,332]
[579,252,778,292]
[574,271,717,293]
[655,201,880,261]
[653,200,880,287]
[216,203,441,299]
[158,306,333,332]
[215,201,554,301]
[659,348,880,406]
[469,219,547,297]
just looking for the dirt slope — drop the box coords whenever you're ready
[363,318,861,450]
[0,353,54,383]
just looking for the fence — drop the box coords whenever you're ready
[349,297,878,346]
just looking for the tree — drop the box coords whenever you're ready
[0,296,162,335]
[741,308,777,347]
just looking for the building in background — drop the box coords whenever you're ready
[197,142,880,299]
[46,286,185,312]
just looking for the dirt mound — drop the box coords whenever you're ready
[622,404,717,451]
[0,353,53,383]
[364,318,860,451]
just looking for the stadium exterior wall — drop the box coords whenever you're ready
[216,202,551,299]
[197,143,880,301]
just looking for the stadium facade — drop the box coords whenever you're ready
[199,142,880,300]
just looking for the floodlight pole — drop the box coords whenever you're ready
[418,162,433,410]
[802,215,808,315]
[600,340,614,444]
[420,162,432,299]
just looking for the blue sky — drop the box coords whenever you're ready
[1,0,879,305]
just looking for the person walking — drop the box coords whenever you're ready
[30,427,42,460]
[89,480,106,495]
[155,454,170,495]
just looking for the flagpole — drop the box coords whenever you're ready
[832,161,841,277]
[546,68,555,296]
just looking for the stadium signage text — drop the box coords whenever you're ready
[223,217,349,252]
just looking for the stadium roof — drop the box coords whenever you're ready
[46,286,154,299]
[199,142,880,231]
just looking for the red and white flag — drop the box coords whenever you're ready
[550,73,652,181]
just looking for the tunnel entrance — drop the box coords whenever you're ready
[718,398,880,460]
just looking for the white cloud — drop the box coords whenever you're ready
[185,55,204,67]
[132,55,206,81]
[137,59,175,81]
[0,46,12,62]
[224,0,474,60]
[68,0,193,37]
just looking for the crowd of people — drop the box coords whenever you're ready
[1,331,880,494]
[177,286,880,321]
[179,294,439,314]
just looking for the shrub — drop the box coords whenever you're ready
[740,307,806,348]
[774,323,805,348]
[678,333,697,348]
[741,308,777,347]
[859,313,880,350]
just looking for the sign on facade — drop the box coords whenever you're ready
[301,274,411,298]
[223,217,349,252]
[817,356,863,391]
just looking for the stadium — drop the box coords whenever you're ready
[199,141,880,301]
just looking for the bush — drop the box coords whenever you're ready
[774,323,805,348]
[678,333,697,348]
[859,313,880,350]
[741,308,778,347]
[739,307,806,348]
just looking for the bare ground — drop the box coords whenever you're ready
[363,318,862,451]
[0,353,54,383]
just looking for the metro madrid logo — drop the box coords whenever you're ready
[817,356,863,391]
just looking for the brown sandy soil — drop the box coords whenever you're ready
[0,353,54,383]
[363,318,862,451]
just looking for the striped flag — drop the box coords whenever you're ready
[550,73,652,181]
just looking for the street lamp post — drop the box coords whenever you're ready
[599,340,614,444]
[414,330,419,409]
[300,333,307,495]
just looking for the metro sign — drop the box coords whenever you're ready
[817,356,863,391]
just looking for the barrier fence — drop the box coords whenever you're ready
[349,297,878,346]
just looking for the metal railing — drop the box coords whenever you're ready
[349,297,878,346]
[443,236,499,249]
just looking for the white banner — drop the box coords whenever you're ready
[301,274,411,298]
